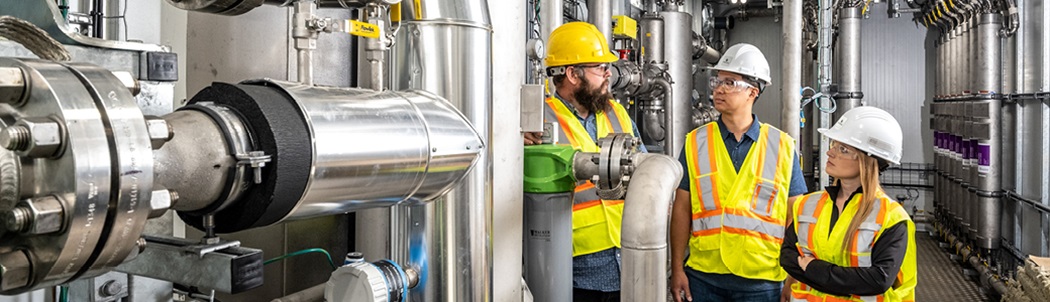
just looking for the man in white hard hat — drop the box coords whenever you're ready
[669,43,809,302]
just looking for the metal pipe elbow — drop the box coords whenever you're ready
[620,153,682,249]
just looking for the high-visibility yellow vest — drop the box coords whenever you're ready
[684,122,796,281]
[542,97,635,256]
[790,191,917,302]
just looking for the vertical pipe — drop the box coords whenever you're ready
[357,6,387,91]
[102,0,120,40]
[833,7,862,123]
[297,50,314,85]
[638,16,665,65]
[588,0,613,50]
[391,1,493,300]
[817,0,834,187]
[541,0,563,49]
[782,0,802,140]
[801,48,816,190]
[1044,0,1050,92]
[659,11,693,159]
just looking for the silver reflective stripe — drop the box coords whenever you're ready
[854,198,885,267]
[543,102,572,145]
[751,128,783,216]
[858,295,880,302]
[694,125,718,211]
[723,214,785,240]
[691,215,721,233]
[761,127,783,181]
[605,103,627,134]
[796,194,821,256]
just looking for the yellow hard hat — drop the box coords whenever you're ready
[545,22,619,68]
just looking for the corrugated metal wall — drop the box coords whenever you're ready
[860,11,931,164]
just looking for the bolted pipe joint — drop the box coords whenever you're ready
[0,117,66,158]
[3,196,65,235]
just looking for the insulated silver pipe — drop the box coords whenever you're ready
[660,11,693,158]
[391,0,493,300]
[164,80,485,227]
[833,7,862,122]
[782,0,803,140]
[272,82,484,221]
[620,153,682,302]
[588,0,613,49]
[541,0,563,49]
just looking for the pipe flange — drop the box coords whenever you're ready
[594,134,639,200]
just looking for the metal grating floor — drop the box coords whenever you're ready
[916,231,993,301]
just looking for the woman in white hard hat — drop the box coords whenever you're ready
[779,106,917,302]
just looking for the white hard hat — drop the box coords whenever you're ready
[709,43,772,86]
[818,106,903,165]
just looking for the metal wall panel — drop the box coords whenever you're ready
[185,6,353,95]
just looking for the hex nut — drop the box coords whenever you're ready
[17,195,65,235]
[8,117,64,158]
[0,250,31,291]
[144,117,173,150]
[148,189,174,219]
[0,67,27,106]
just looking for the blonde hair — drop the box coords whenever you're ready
[838,152,885,251]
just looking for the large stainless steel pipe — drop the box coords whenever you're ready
[659,11,693,158]
[391,0,493,300]
[588,0,613,49]
[620,153,682,302]
[781,0,802,140]
[833,7,862,122]
[169,80,484,232]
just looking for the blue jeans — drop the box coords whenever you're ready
[685,268,782,302]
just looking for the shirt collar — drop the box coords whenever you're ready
[824,184,865,207]
[716,114,761,141]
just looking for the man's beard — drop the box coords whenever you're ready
[572,76,613,114]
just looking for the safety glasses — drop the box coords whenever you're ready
[829,140,859,160]
[576,63,609,75]
[708,77,755,93]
